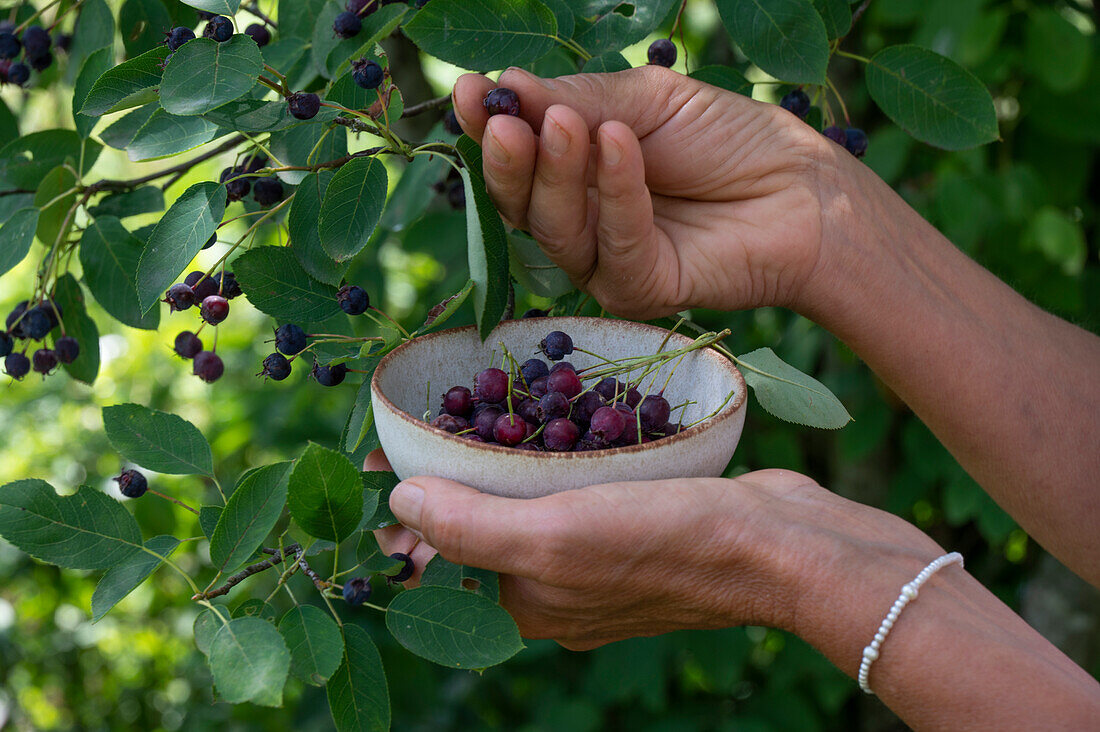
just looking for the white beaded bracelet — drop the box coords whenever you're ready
[857,551,964,695]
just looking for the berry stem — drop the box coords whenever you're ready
[826,77,851,126]
[682,390,736,429]
[367,307,411,339]
[14,0,64,33]
[257,74,284,96]
[263,64,289,95]
[835,49,871,64]
[149,489,200,516]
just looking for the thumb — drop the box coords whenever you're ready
[389,477,553,577]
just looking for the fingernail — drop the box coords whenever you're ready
[600,131,623,166]
[543,114,570,156]
[390,481,424,530]
[484,126,511,166]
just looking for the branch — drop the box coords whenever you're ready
[86,135,247,195]
[192,544,298,601]
[850,0,873,27]
[243,1,277,28]
[400,94,452,119]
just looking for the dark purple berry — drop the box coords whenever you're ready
[165,26,195,50]
[253,176,284,206]
[549,361,574,374]
[431,414,468,433]
[203,16,234,43]
[638,394,670,431]
[287,91,321,120]
[780,89,811,119]
[351,58,383,89]
[614,403,639,445]
[188,272,219,301]
[22,26,50,59]
[483,88,520,117]
[333,11,362,38]
[275,324,307,355]
[220,166,251,201]
[4,352,29,379]
[346,0,374,13]
[54,33,71,52]
[844,127,868,158]
[572,390,606,427]
[7,62,29,86]
[443,109,462,135]
[543,418,579,452]
[174,331,203,359]
[659,422,682,437]
[164,283,196,312]
[521,308,547,318]
[516,398,540,424]
[0,31,20,59]
[21,308,52,340]
[196,11,215,20]
[474,368,509,404]
[493,413,527,446]
[54,336,79,364]
[539,330,573,361]
[244,154,267,173]
[114,469,148,498]
[519,358,549,385]
[647,38,676,67]
[387,553,415,583]
[214,271,243,299]
[446,180,466,209]
[38,301,61,330]
[590,406,626,442]
[342,577,371,605]
[474,406,503,440]
[337,285,370,315]
[0,331,12,358]
[514,441,540,451]
[193,351,224,383]
[823,126,847,147]
[244,23,270,47]
[574,432,606,452]
[261,353,291,380]
[443,386,473,416]
[536,391,569,423]
[32,348,57,375]
[6,301,29,337]
[312,361,348,387]
[528,375,549,399]
[624,386,642,408]
[546,368,581,399]
[28,52,53,72]
[200,295,230,325]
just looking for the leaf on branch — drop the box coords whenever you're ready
[715,0,830,84]
[278,605,344,686]
[91,535,181,621]
[194,604,231,656]
[288,444,364,542]
[735,347,852,429]
[318,156,388,262]
[79,217,160,330]
[418,280,475,333]
[102,403,215,476]
[326,624,390,732]
[210,462,293,572]
[689,65,754,96]
[420,555,500,602]
[53,274,101,384]
[126,108,223,161]
[0,208,38,279]
[208,617,290,708]
[361,471,400,530]
[160,35,263,116]
[456,136,509,340]
[573,0,679,58]
[234,246,343,322]
[404,0,558,72]
[72,45,115,137]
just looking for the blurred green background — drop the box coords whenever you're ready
[2,0,1099,729]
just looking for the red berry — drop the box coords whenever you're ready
[193,351,224,382]
[483,88,520,116]
[492,413,527,446]
[589,406,625,442]
[546,369,581,399]
[474,367,509,404]
[543,418,579,452]
[200,296,230,325]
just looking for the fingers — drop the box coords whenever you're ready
[451,73,497,141]
[363,449,392,472]
[481,114,537,229]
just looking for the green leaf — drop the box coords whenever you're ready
[0,130,97,190]
[33,166,79,253]
[1025,8,1091,93]
[289,171,348,286]
[208,617,290,708]
[509,235,573,298]
[52,274,101,384]
[135,181,226,311]
[234,246,342,322]
[91,535,181,621]
[78,217,160,330]
[572,0,679,58]
[865,44,999,150]
[194,604,231,655]
[288,443,364,542]
[66,0,115,86]
[361,472,400,530]
[318,156,388,262]
[688,65,754,96]
[278,605,344,686]
[81,46,170,116]
[0,480,142,570]
[715,0,829,84]
[456,136,509,340]
[126,108,222,161]
[160,35,264,116]
[233,599,278,622]
[354,531,403,574]
[344,348,391,453]
[582,52,631,73]
[202,97,339,133]
[404,0,558,72]
[386,586,524,669]
[185,0,240,13]
[381,151,450,231]
[1023,206,1087,276]
[0,98,16,148]
[279,0,327,40]
[119,0,175,57]
[327,624,390,732]
[811,0,851,39]
[102,403,215,476]
[210,462,293,572]
[268,119,347,186]
[87,187,165,220]
[73,46,115,137]
[415,280,475,336]
[420,555,500,602]
[199,505,222,540]
[0,208,38,278]
[735,347,851,429]
[100,104,158,150]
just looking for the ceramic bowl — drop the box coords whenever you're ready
[371,317,747,498]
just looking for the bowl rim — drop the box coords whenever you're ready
[370,317,747,459]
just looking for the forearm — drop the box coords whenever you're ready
[797,151,1100,584]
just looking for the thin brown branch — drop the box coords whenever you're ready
[192,544,298,601]
[850,0,873,27]
[243,1,277,28]
[86,135,247,195]
[400,94,452,119]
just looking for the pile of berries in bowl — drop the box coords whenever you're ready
[371,318,747,498]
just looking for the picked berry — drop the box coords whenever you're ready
[638,394,670,431]
[388,553,415,583]
[32,348,57,375]
[193,351,224,383]
[333,10,362,38]
[174,331,203,359]
[546,368,581,399]
[844,127,868,158]
[572,390,606,427]
[443,109,462,135]
[0,29,20,59]
[589,406,625,442]
[483,88,520,117]
[114,469,148,498]
[253,176,285,206]
[342,577,371,605]
[528,375,549,399]
[275,323,307,355]
[54,336,79,364]
[517,398,540,424]
[443,385,473,416]
[549,361,574,374]
[312,361,348,387]
[4,352,30,379]
[351,58,383,89]
[539,330,573,361]
[614,403,639,444]
[780,89,811,119]
[7,62,29,86]
[164,283,196,312]
[244,23,270,47]
[473,406,503,440]
[287,91,321,120]
[822,126,847,147]
[647,38,676,67]
[493,413,527,446]
[203,16,234,42]
[474,368,509,404]
[220,166,251,201]
[536,391,569,423]
[261,353,291,381]
[0,332,12,358]
[624,386,642,408]
[519,358,549,385]
[543,418,580,451]
[164,26,195,50]
[431,414,468,433]
[337,285,370,315]
[22,26,51,59]
[200,295,230,325]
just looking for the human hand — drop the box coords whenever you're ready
[451,66,856,319]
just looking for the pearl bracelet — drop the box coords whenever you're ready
[857,551,964,695]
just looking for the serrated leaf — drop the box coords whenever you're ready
[381,146,450,232]
[73,46,115,137]
[103,403,215,476]
[354,531,403,574]
[420,555,500,602]
[160,35,263,116]
[0,208,37,278]
[119,0,174,57]
[79,217,160,330]
[126,108,222,161]
[386,586,523,669]
[136,181,225,311]
[416,280,474,336]
[689,65,754,96]
[87,187,165,220]
[202,97,339,133]
[234,246,342,322]
[279,605,344,686]
[322,3,408,79]
[456,136,509,340]
[327,624,389,732]
[210,463,292,572]
[318,156,388,262]
[735,347,851,429]
[572,0,678,58]
[199,505,222,540]
[280,0,327,40]
[865,44,998,150]
[289,171,347,286]
[100,104,158,150]
[209,617,290,708]
[53,274,101,384]
[33,166,78,251]
[185,0,240,13]
[715,0,829,84]
[194,604,231,655]
[405,0,558,72]
[812,0,852,39]
[81,46,170,116]
[344,348,391,453]
[268,118,347,186]
[233,599,278,622]
[66,0,114,86]
[0,480,142,570]
[361,472,400,530]
[288,444,364,542]
[91,535,181,621]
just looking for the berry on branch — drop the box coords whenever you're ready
[647,38,676,67]
[337,285,370,315]
[287,91,321,120]
[193,351,224,383]
[114,469,148,498]
[203,16,234,43]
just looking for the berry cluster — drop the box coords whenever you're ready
[220,154,271,204]
[0,21,58,87]
[426,331,686,452]
[3,299,80,381]
[165,270,244,383]
[780,89,868,158]
[332,0,379,40]
[342,552,415,606]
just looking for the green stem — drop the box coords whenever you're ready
[836,49,871,64]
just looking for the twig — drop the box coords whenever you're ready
[193,544,299,600]
[243,1,277,28]
[400,94,452,119]
[86,135,247,194]
[850,0,873,28]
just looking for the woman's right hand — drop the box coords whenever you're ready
[451,66,853,319]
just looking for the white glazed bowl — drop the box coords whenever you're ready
[371,317,747,498]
